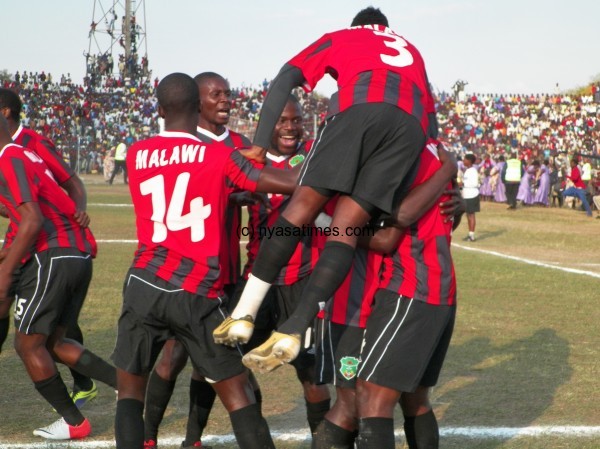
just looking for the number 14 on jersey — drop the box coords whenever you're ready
[140,172,212,243]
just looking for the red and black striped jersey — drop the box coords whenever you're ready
[0,143,96,258]
[288,24,435,133]
[12,125,74,184]
[379,139,456,305]
[3,125,76,249]
[324,247,383,328]
[127,131,260,297]
[196,126,251,287]
[242,141,318,285]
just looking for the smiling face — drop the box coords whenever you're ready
[270,99,303,157]
[198,76,231,134]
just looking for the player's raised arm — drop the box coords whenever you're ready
[250,64,306,163]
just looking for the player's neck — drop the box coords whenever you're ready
[198,120,226,137]
[165,118,197,135]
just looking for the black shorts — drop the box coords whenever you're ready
[13,248,92,336]
[315,319,364,388]
[112,268,245,381]
[465,195,480,214]
[358,289,455,393]
[298,103,425,215]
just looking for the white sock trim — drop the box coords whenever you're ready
[231,274,272,320]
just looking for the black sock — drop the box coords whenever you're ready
[229,403,275,449]
[254,387,263,415]
[144,370,177,441]
[313,418,356,448]
[183,378,216,446]
[72,348,117,388]
[306,398,330,434]
[252,216,303,282]
[357,417,395,449]
[404,410,439,449]
[116,398,144,449]
[278,242,355,335]
[65,325,94,391]
[0,317,9,353]
[34,373,84,426]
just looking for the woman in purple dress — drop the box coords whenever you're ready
[517,163,535,205]
[479,155,493,200]
[533,159,551,206]
[492,155,507,203]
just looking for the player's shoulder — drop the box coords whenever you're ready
[20,126,56,148]
[228,129,252,148]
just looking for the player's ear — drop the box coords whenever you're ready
[158,105,166,119]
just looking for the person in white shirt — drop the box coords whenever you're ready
[461,153,480,241]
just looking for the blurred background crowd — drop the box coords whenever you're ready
[2,71,599,213]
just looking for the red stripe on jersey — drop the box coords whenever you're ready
[5,126,76,250]
[0,144,96,258]
[196,127,251,286]
[128,132,260,297]
[288,25,434,133]
[379,139,456,306]
[327,248,382,328]
[242,142,318,285]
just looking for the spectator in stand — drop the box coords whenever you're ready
[563,157,593,217]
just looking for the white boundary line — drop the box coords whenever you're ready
[2,426,599,448]
[88,203,132,207]
[452,243,600,279]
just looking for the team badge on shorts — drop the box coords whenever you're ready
[289,154,305,167]
[339,356,360,380]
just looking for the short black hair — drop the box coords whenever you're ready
[464,153,476,164]
[193,71,226,88]
[351,6,389,27]
[157,73,199,115]
[0,88,22,122]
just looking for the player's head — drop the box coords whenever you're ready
[0,88,22,124]
[194,72,231,129]
[0,114,13,148]
[156,73,199,130]
[463,153,476,167]
[351,7,389,27]
[271,95,303,157]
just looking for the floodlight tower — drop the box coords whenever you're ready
[86,0,149,84]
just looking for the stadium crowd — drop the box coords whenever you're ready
[2,70,598,213]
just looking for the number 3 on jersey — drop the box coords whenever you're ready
[374,30,414,68]
[140,173,211,243]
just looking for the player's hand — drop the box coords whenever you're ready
[440,188,466,221]
[0,204,8,219]
[0,270,12,309]
[74,210,91,228]
[229,192,271,211]
[239,145,267,164]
